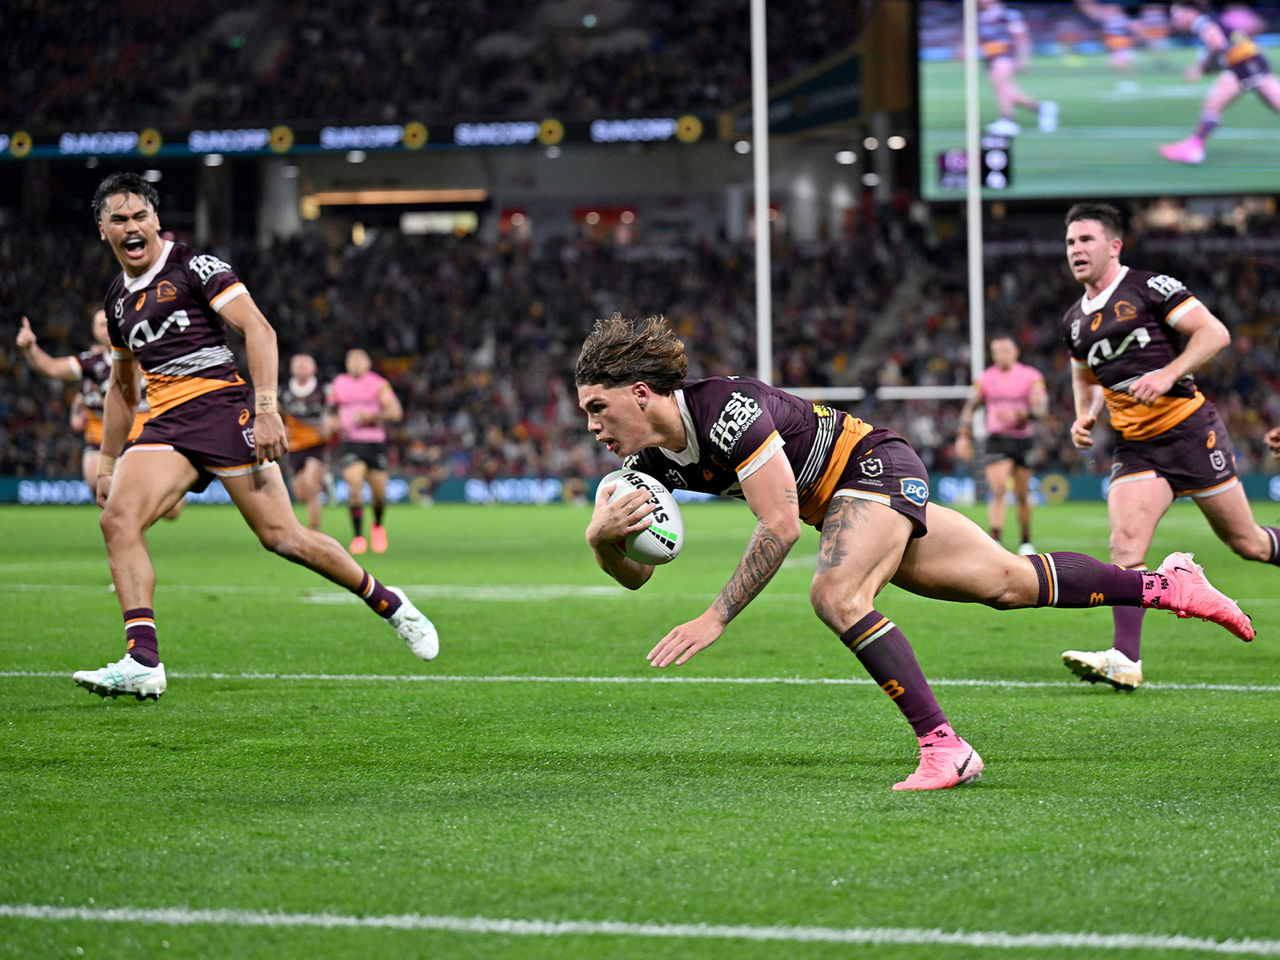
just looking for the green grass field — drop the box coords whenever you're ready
[920,48,1280,199]
[2,499,1279,959]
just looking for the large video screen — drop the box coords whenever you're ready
[918,1,1280,200]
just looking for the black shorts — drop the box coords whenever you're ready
[335,441,388,472]
[985,434,1035,468]
[286,445,327,475]
[1111,402,1239,499]
[827,426,930,538]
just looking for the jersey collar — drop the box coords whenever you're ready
[1080,264,1127,314]
[121,239,174,294]
[656,389,700,465]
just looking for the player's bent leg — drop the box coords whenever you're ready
[222,466,440,659]
[99,448,198,610]
[1196,483,1278,563]
[892,504,1040,607]
[985,458,1012,539]
[809,496,911,631]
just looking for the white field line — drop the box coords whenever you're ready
[3,670,1278,693]
[2,904,1279,954]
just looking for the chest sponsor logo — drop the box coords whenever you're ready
[189,254,233,284]
[126,309,191,352]
[708,392,762,456]
[860,457,884,478]
[900,477,929,506]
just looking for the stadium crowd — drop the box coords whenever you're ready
[5,205,1279,489]
[2,0,863,131]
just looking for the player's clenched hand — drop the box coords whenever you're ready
[95,474,112,509]
[648,612,725,668]
[253,410,288,463]
[585,481,653,551]
[1070,414,1096,449]
[1129,369,1176,405]
[1266,427,1280,460]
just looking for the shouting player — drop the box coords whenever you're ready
[1058,201,1278,690]
[73,172,438,700]
[575,314,1252,791]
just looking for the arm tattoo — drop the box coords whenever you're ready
[814,496,873,575]
[713,519,790,624]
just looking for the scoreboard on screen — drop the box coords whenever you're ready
[936,134,1012,191]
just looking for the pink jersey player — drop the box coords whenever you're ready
[329,368,392,443]
[976,359,1044,440]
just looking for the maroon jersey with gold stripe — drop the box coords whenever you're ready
[103,240,247,419]
[1062,266,1205,441]
[625,376,873,526]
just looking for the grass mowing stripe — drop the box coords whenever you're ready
[5,670,1279,693]
[4,904,1280,954]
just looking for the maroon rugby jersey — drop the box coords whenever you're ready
[103,239,247,418]
[1061,266,1205,441]
[280,377,327,450]
[625,376,873,526]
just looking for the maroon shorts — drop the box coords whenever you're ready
[827,426,930,537]
[1111,402,1238,499]
[127,383,270,492]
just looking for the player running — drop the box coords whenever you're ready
[575,314,1252,791]
[956,334,1048,555]
[280,352,330,530]
[1160,0,1280,165]
[1057,201,1279,690]
[73,172,437,701]
[978,0,1058,136]
[327,348,402,555]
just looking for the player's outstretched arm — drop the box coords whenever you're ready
[16,317,79,381]
[586,480,655,589]
[648,453,802,667]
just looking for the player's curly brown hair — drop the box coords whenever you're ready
[574,313,688,394]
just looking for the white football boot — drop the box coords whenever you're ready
[388,587,439,660]
[73,655,167,700]
[1061,648,1142,691]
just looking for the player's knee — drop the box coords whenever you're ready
[809,581,869,632]
[1226,530,1269,562]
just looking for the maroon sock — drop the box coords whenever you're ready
[355,571,402,618]
[124,608,159,667]
[990,527,1002,543]
[841,611,946,736]
[350,505,364,538]
[374,504,385,527]
[1112,606,1144,662]
[1028,552,1143,608]
[1264,527,1280,566]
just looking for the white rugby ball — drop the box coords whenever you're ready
[602,468,684,564]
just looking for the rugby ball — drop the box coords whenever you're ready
[601,468,684,564]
